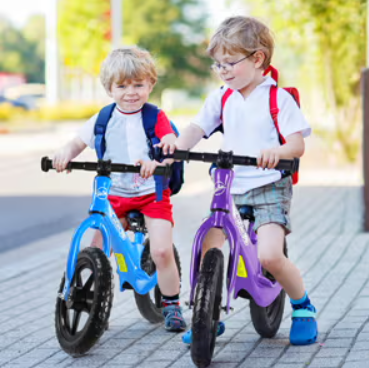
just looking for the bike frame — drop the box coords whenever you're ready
[60,175,157,301]
[189,168,283,313]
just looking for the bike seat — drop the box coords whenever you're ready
[237,205,255,222]
[126,210,146,233]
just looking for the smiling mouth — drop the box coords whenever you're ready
[225,77,234,82]
[125,99,139,103]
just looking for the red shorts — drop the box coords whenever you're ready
[108,189,173,225]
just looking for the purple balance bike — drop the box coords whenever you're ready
[169,149,298,368]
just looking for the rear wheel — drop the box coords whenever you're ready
[133,239,181,323]
[191,248,224,368]
[55,247,113,356]
[249,239,288,338]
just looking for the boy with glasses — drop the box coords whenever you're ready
[160,16,318,345]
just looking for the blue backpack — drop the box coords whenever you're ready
[94,102,184,201]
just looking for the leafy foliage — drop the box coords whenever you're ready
[244,0,366,162]
[58,0,211,97]
[0,16,45,83]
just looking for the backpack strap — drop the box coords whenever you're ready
[269,85,299,184]
[220,88,234,122]
[94,103,116,159]
[141,102,167,201]
[269,85,286,145]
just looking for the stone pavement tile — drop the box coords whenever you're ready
[216,342,255,352]
[238,357,275,368]
[285,343,320,353]
[315,347,349,358]
[342,363,369,368]
[334,322,363,330]
[277,352,313,364]
[163,354,194,368]
[257,338,289,348]
[108,352,151,365]
[307,357,344,368]
[356,332,369,341]
[328,329,358,339]
[273,364,306,368]
[346,350,369,361]
[351,341,369,350]
[322,338,354,347]
[135,363,170,368]
[211,350,248,363]
[248,347,283,358]
[142,348,183,362]
[98,338,136,349]
[230,333,260,343]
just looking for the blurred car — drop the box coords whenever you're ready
[0,95,28,109]
[3,83,46,110]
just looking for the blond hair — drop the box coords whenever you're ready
[208,16,274,69]
[100,46,157,92]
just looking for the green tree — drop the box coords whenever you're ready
[58,0,210,97]
[0,16,45,83]
[241,0,366,162]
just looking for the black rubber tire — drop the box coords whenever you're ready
[55,247,113,356]
[249,238,288,338]
[191,248,224,368]
[133,239,182,323]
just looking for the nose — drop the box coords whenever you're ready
[125,85,136,94]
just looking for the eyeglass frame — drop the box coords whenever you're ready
[211,51,257,72]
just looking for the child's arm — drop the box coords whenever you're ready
[258,132,305,169]
[158,123,205,155]
[53,137,87,172]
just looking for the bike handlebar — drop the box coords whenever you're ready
[40,157,173,178]
[162,149,299,173]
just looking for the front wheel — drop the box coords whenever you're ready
[249,239,288,338]
[133,239,181,323]
[191,248,224,368]
[55,247,113,356]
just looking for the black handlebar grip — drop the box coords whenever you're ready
[41,157,52,172]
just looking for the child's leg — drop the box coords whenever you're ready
[144,216,180,296]
[257,223,305,299]
[145,215,186,332]
[202,228,226,257]
[257,223,317,345]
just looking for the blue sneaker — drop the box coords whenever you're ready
[162,305,187,332]
[290,303,318,345]
[182,321,226,345]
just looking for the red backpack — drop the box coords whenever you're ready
[219,65,300,184]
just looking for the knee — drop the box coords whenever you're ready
[260,255,285,275]
[150,247,173,268]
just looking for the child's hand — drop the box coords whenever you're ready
[53,148,73,173]
[257,148,281,169]
[136,159,158,179]
[155,141,176,156]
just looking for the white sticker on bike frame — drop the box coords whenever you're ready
[231,199,250,246]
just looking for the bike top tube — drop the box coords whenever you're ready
[41,157,173,177]
[162,149,299,173]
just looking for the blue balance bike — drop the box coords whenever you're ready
[41,158,181,356]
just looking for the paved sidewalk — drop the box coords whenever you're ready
[0,183,368,368]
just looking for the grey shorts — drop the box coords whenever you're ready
[233,176,293,234]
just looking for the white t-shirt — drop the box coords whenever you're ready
[78,107,166,197]
[193,77,311,194]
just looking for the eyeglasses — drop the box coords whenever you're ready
[211,51,256,72]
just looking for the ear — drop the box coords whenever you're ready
[148,81,155,93]
[253,51,265,69]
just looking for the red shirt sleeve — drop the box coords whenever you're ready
[155,110,175,139]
